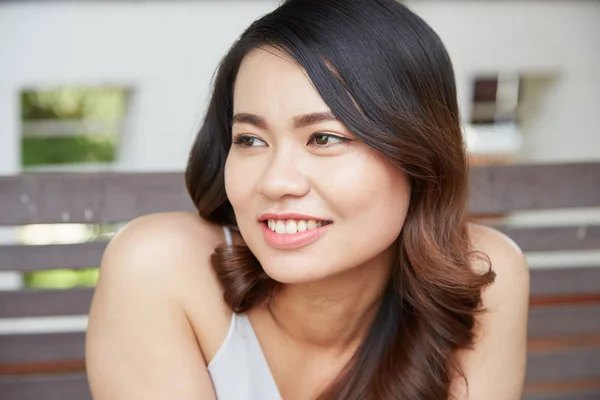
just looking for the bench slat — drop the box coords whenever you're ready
[0,242,107,272]
[0,332,85,364]
[0,373,91,400]
[528,304,600,338]
[498,225,600,252]
[530,267,600,296]
[469,163,600,214]
[523,388,600,400]
[1,163,599,225]
[0,172,193,226]
[0,288,93,318]
[526,347,600,381]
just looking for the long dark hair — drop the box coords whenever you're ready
[186,0,495,398]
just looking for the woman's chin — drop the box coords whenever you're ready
[260,261,337,285]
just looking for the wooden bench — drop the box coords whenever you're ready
[0,162,599,399]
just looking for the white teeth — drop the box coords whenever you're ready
[297,220,307,232]
[275,220,286,234]
[266,219,329,234]
[285,220,297,234]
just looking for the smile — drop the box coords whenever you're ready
[266,219,333,235]
[258,215,333,250]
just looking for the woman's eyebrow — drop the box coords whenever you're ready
[232,113,268,129]
[232,111,338,130]
[293,111,338,128]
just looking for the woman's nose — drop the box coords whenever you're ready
[257,150,310,200]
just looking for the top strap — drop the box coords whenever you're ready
[223,225,233,247]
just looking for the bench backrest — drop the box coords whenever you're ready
[1,162,599,400]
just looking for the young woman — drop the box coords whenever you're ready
[86,0,529,399]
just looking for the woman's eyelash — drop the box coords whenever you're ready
[308,133,350,146]
[232,135,265,147]
[232,133,351,148]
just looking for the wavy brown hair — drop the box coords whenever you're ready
[186,0,495,398]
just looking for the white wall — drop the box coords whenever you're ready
[1,0,598,175]
[407,0,600,162]
[0,0,280,174]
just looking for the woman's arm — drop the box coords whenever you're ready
[452,224,530,400]
[86,214,218,400]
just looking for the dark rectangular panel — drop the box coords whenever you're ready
[0,288,93,318]
[530,267,600,297]
[469,163,600,214]
[526,348,600,382]
[497,225,600,252]
[1,163,600,225]
[0,373,91,400]
[0,172,194,225]
[0,242,107,272]
[528,305,600,338]
[0,332,85,364]
[523,388,600,400]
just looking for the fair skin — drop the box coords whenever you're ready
[86,48,529,400]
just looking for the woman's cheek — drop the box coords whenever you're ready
[224,159,247,206]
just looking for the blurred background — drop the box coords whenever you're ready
[2,0,598,284]
[0,0,599,399]
[1,0,598,176]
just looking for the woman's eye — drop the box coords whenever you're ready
[233,135,267,147]
[309,133,348,147]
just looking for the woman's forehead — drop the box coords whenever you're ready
[233,47,330,118]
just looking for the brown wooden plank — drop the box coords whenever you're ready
[526,347,600,382]
[523,392,600,400]
[524,378,600,395]
[497,225,600,252]
[0,332,85,364]
[523,385,600,400]
[469,162,600,214]
[530,266,600,297]
[0,361,86,376]
[528,304,600,338]
[528,334,600,352]
[531,294,600,308]
[0,288,93,318]
[0,373,91,400]
[0,172,194,225]
[0,242,107,272]
[1,163,599,225]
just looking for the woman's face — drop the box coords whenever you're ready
[225,47,411,284]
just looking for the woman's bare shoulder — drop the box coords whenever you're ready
[86,212,228,399]
[102,212,221,281]
[106,211,223,257]
[100,211,231,319]
[467,222,528,277]
[454,223,530,398]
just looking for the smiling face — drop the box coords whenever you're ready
[224,47,411,284]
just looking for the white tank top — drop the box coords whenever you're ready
[207,226,282,399]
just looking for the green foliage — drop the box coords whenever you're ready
[20,85,128,167]
[21,86,129,121]
[23,268,100,289]
[21,135,116,166]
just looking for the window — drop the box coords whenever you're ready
[20,85,131,170]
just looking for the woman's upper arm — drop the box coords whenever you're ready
[453,224,530,400]
[85,213,217,400]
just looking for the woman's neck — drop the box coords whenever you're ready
[267,248,394,354]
